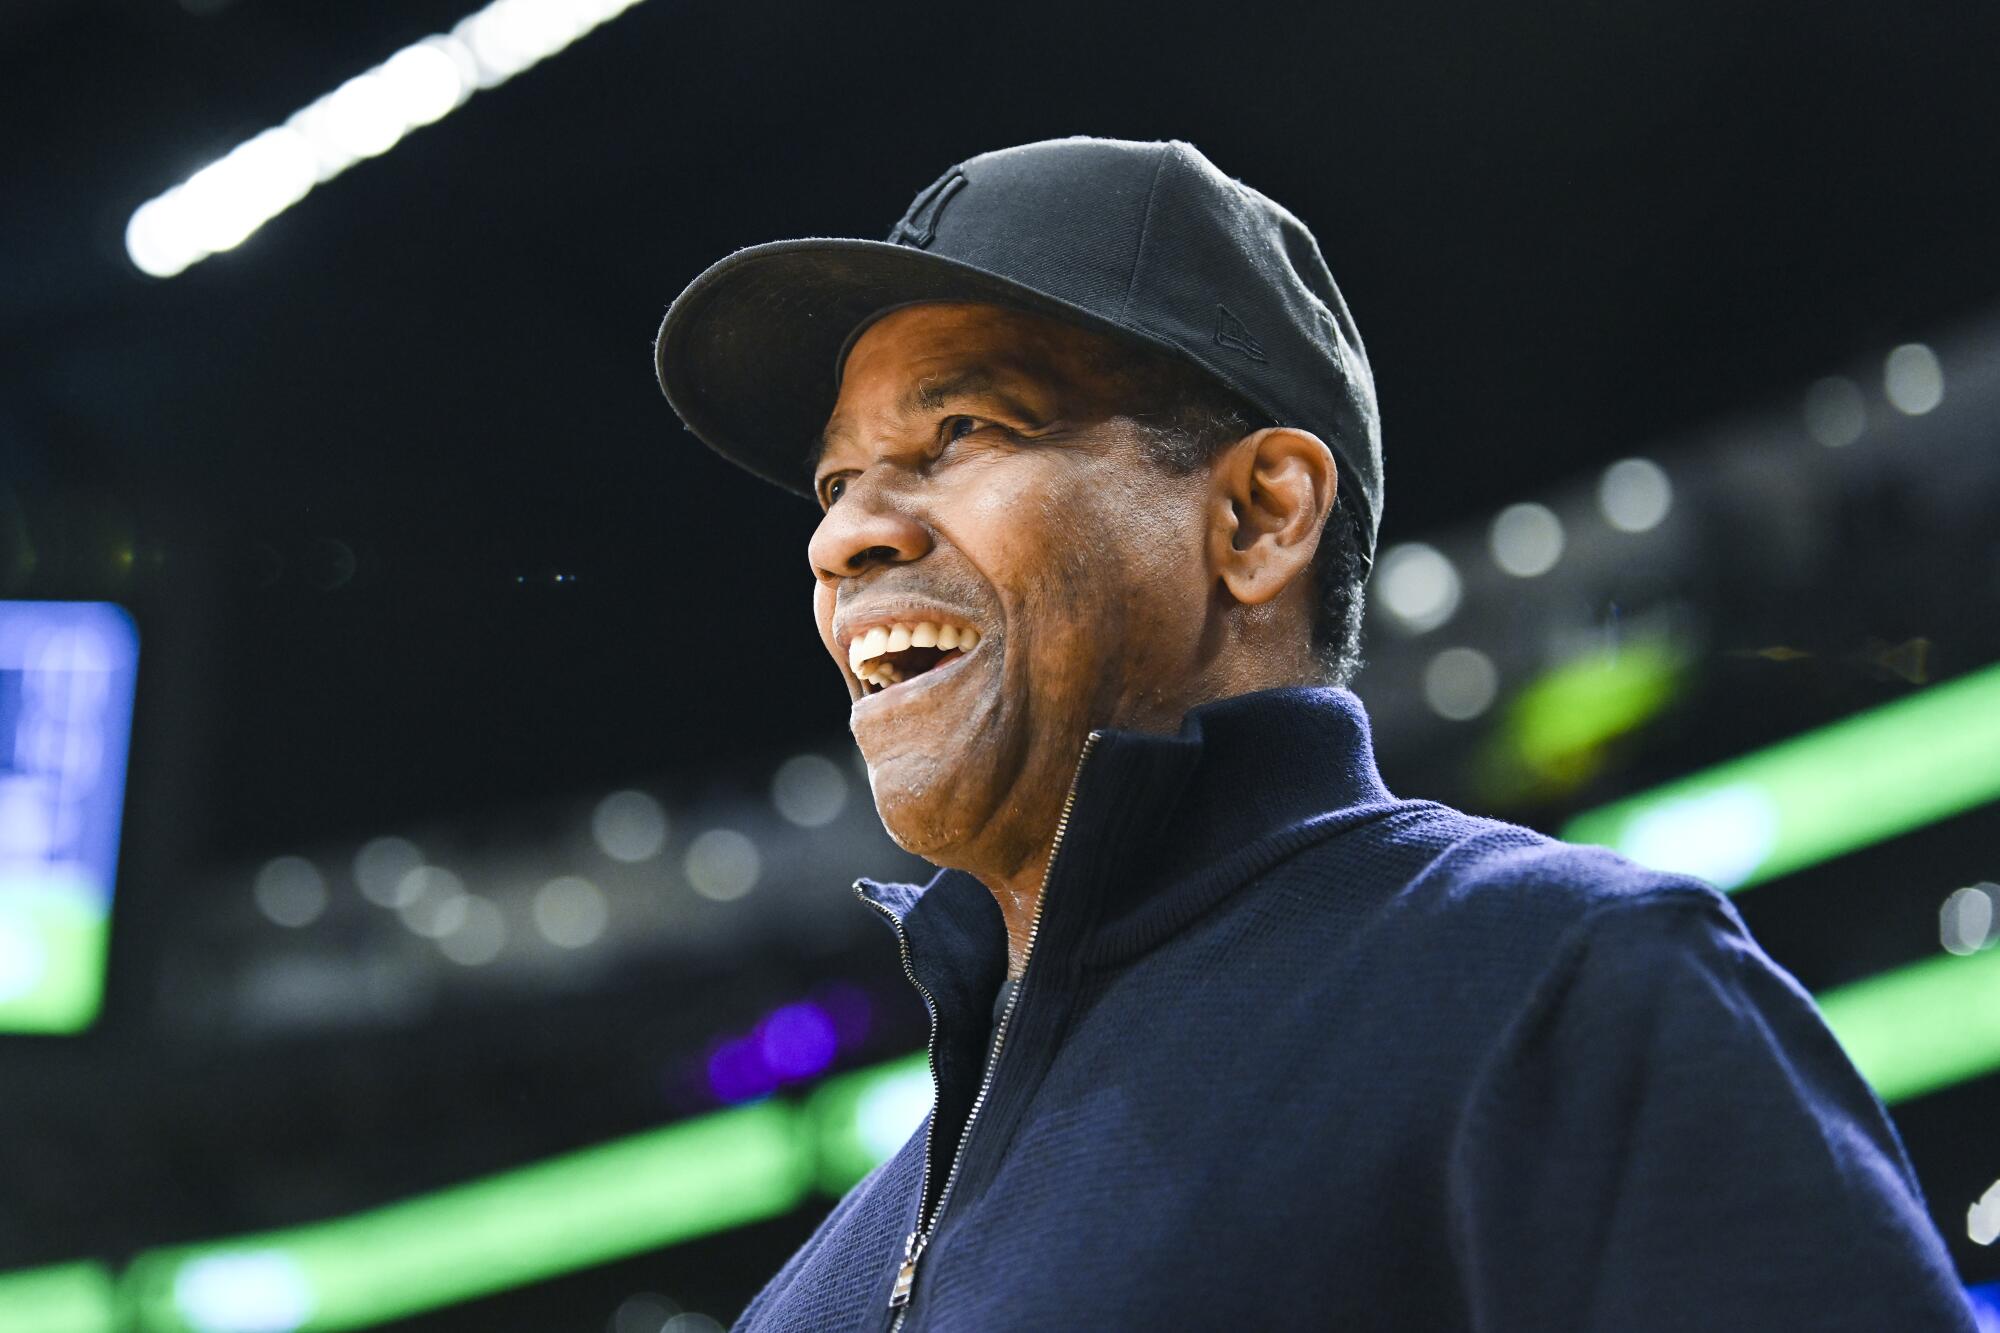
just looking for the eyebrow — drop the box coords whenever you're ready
[811,363,1040,472]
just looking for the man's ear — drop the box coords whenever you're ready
[1206,427,1338,608]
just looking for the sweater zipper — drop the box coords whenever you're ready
[862,730,1102,1331]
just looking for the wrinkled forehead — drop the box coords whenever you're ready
[816,303,1134,461]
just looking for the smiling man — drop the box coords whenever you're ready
[656,139,1971,1331]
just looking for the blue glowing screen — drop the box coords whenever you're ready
[0,601,141,1033]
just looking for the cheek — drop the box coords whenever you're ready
[812,581,837,654]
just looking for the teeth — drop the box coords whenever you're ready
[846,618,982,685]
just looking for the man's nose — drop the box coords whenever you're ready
[808,468,933,582]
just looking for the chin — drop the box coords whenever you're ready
[864,753,985,865]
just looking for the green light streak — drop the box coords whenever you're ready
[806,1052,931,1194]
[1502,642,1681,779]
[0,1261,115,1333]
[124,1101,812,1332]
[1563,660,2000,890]
[1817,948,2000,1105]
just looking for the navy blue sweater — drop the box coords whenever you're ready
[737,687,1972,1330]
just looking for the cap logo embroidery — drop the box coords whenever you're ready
[888,168,967,250]
[1215,304,1268,363]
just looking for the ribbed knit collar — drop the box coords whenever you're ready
[857,686,1399,1008]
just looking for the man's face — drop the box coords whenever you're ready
[809,303,1210,879]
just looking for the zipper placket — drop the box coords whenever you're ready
[864,730,1103,1331]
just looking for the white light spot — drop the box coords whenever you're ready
[174,1250,313,1333]
[1884,343,1944,416]
[253,856,328,928]
[1422,647,1500,721]
[856,1066,934,1163]
[1375,542,1461,633]
[1803,376,1866,447]
[685,829,760,902]
[394,866,467,937]
[1488,503,1565,577]
[1597,457,1674,533]
[612,1294,681,1333]
[592,789,668,863]
[176,128,318,256]
[353,836,424,907]
[305,71,408,163]
[0,904,49,1003]
[1971,1180,2000,1246]
[125,0,653,278]
[374,41,472,129]
[125,192,200,278]
[436,894,506,965]
[771,754,848,827]
[532,875,608,949]
[1941,884,1999,957]
[1617,783,1778,890]
[660,1315,724,1333]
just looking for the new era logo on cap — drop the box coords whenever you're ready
[1214,305,1267,363]
[889,168,967,251]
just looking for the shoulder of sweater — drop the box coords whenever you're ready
[1275,797,1732,949]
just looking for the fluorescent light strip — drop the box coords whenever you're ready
[0,1261,116,1333]
[1816,947,2000,1105]
[0,1006,1990,1333]
[1562,659,2000,891]
[124,1101,811,1333]
[125,0,647,279]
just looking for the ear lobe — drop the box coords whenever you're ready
[1211,427,1338,608]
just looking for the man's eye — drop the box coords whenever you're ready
[822,476,849,506]
[942,416,980,444]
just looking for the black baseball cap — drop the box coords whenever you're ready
[654,136,1383,565]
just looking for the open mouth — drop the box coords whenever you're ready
[848,619,981,695]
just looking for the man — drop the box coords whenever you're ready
[656,138,1972,1330]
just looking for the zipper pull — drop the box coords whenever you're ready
[889,1230,925,1308]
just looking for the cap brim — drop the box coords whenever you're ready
[654,238,1167,500]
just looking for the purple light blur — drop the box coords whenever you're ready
[758,1002,838,1080]
[706,1037,777,1104]
[815,982,873,1050]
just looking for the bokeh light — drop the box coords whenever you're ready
[1802,375,1866,447]
[1422,647,1500,722]
[395,866,469,937]
[353,836,424,907]
[660,1313,724,1333]
[437,895,507,965]
[771,754,848,827]
[534,875,609,949]
[253,855,328,928]
[1884,342,1944,416]
[1597,457,1674,533]
[592,789,668,863]
[1375,542,1461,633]
[1942,884,1999,957]
[757,1003,838,1080]
[1488,503,1565,577]
[706,1038,776,1103]
[612,1293,681,1333]
[685,830,760,902]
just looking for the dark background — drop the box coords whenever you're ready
[5,0,2000,1327]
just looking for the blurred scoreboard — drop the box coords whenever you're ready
[0,602,140,1034]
